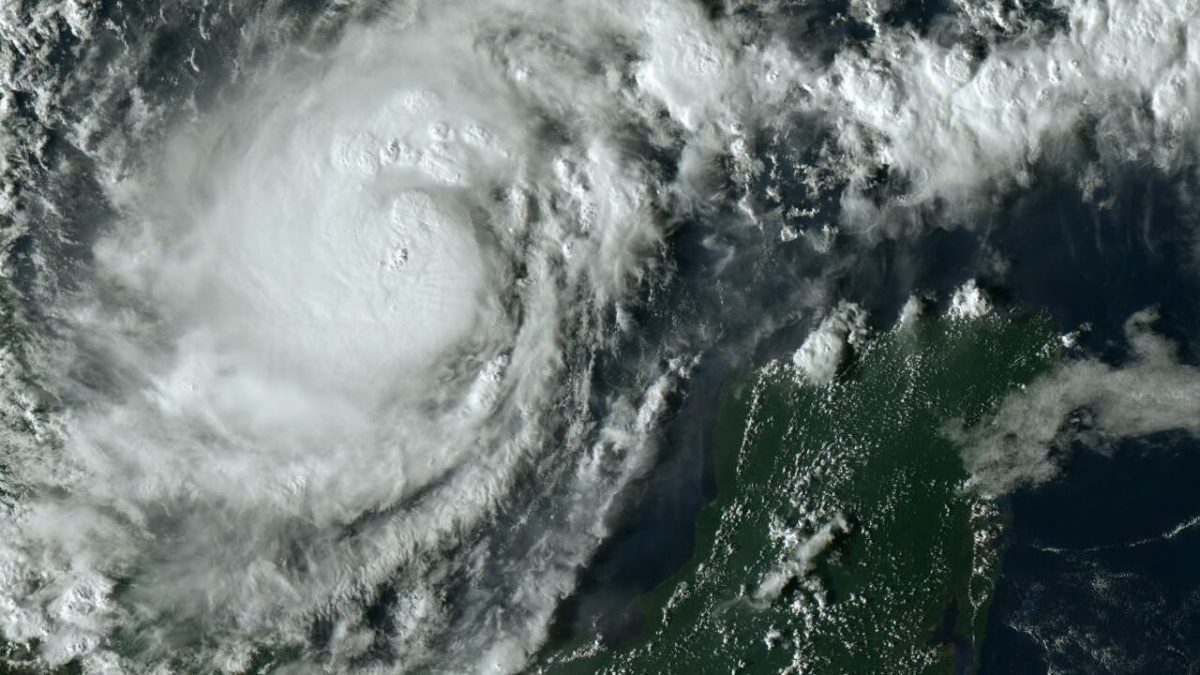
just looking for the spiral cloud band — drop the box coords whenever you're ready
[2,0,1200,672]
[3,3,688,670]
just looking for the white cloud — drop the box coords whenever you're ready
[959,308,1200,495]
[5,0,1200,671]
[792,302,869,385]
[809,0,1200,228]
[754,513,849,605]
[0,2,690,671]
[947,279,993,320]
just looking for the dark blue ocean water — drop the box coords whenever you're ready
[976,172,1200,674]
[552,167,1200,672]
[980,432,1200,674]
[15,0,1195,669]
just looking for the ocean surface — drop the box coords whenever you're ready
[2,0,1200,673]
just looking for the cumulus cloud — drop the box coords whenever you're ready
[958,307,1200,495]
[792,302,869,385]
[754,513,850,606]
[809,0,1200,227]
[0,2,694,671]
[897,292,934,328]
[947,279,993,320]
[4,0,1200,671]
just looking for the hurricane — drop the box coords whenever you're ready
[3,0,1200,673]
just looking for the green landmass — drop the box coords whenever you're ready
[539,310,1058,674]
[2,310,1058,674]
